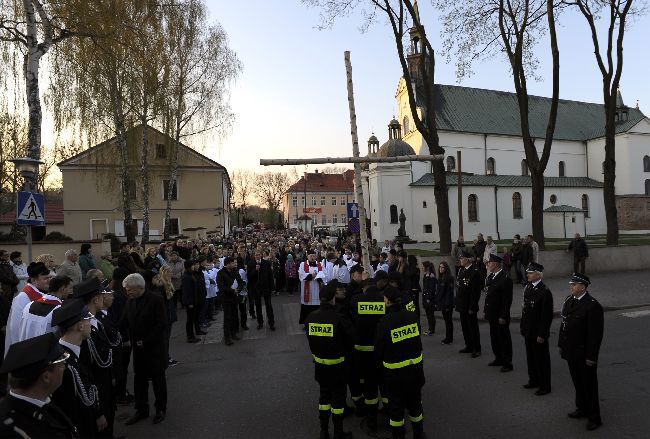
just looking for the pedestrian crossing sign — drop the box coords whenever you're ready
[16,191,45,226]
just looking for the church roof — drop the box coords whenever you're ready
[543,205,585,213]
[420,84,645,141]
[377,138,416,157]
[410,174,604,188]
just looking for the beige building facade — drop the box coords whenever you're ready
[58,125,230,241]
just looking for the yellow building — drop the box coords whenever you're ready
[283,170,355,232]
[58,125,230,241]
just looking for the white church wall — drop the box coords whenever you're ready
[544,212,586,238]
[447,186,498,240]
[496,187,532,240]
[410,188,438,242]
[368,164,414,243]
[586,137,606,182]
[616,132,650,194]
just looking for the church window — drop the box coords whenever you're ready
[390,205,398,224]
[581,194,590,218]
[423,224,433,233]
[512,192,522,219]
[422,201,427,208]
[550,194,557,205]
[645,180,650,196]
[486,157,495,175]
[643,155,650,172]
[320,196,326,206]
[292,195,297,207]
[559,161,566,177]
[403,116,410,134]
[468,195,478,222]
[447,156,456,172]
[332,197,337,206]
[521,159,529,176]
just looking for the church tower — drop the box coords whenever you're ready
[406,0,424,84]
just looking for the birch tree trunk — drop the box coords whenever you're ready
[140,108,151,245]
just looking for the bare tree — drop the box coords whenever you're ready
[565,0,640,246]
[320,165,351,174]
[303,0,453,253]
[253,171,292,227]
[438,0,561,249]
[231,169,254,212]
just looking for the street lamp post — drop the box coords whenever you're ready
[10,157,43,263]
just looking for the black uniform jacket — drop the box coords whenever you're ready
[123,290,167,373]
[349,291,386,350]
[483,270,514,322]
[374,304,424,384]
[558,292,604,363]
[79,322,114,420]
[305,303,354,382]
[455,264,482,313]
[520,281,554,339]
[216,268,242,304]
[52,344,100,438]
[180,271,198,306]
[0,395,78,438]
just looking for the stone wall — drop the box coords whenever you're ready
[617,196,650,230]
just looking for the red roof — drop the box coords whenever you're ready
[0,200,64,225]
[287,170,355,193]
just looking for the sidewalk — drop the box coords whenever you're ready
[509,269,650,319]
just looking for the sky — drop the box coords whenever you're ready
[197,0,650,174]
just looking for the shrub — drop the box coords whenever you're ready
[44,231,73,241]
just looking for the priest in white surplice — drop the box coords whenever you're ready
[19,275,72,342]
[298,251,325,324]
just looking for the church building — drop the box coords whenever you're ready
[362,22,650,243]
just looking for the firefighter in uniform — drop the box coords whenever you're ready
[350,282,386,436]
[305,282,354,439]
[520,262,554,395]
[482,254,514,372]
[455,250,482,358]
[375,286,426,439]
[558,273,604,431]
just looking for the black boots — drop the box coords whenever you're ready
[332,416,352,439]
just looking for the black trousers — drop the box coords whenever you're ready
[316,364,347,434]
[185,305,200,338]
[385,369,424,432]
[459,311,481,352]
[354,350,380,412]
[424,307,436,333]
[223,301,238,341]
[248,288,258,317]
[574,257,586,275]
[442,309,454,342]
[568,359,601,422]
[254,294,275,326]
[134,366,167,415]
[489,319,512,365]
[238,298,248,328]
[116,345,132,399]
[410,290,421,320]
[524,336,551,390]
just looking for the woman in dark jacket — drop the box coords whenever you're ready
[437,261,455,344]
[421,261,437,335]
[405,254,421,319]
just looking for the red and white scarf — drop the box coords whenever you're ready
[22,284,43,302]
[303,261,322,303]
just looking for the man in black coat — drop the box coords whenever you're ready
[455,250,483,358]
[520,262,554,395]
[558,273,604,431]
[122,273,168,426]
[483,254,514,372]
[181,260,205,343]
[247,251,275,330]
[217,257,244,346]
[567,233,589,274]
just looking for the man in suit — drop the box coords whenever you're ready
[122,273,168,426]
[558,273,604,431]
[483,254,514,372]
[0,333,77,438]
[520,262,554,395]
[247,251,275,330]
[455,250,483,358]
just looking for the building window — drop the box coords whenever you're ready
[550,194,557,205]
[486,157,495,175]
[163,180,178,200]
[312,196,317,206]
[422,201,427,208]
[293,215,298,225]
[403,116,410,134]
[333,214,337,224]
[581,194,590,218]
[389,205,398,224]
[292,195,297,207]
[521,159,529,176]
[331,197,337,206]
[168,218,179,235]
[423,224,432,233]
[341,197,346,205]
[559,161,566,177]
[301,196,305,206]
[643,155,650,172]
[155,143,167,159]
[447,156,456,172]
[127,180,137,200]
[321,215,327,225]
[319,196,325,206]
[468,194,478,222]
[512,192,522,219]
[313,215,318,224]
[341,214,346,223]
[645,179,650,196]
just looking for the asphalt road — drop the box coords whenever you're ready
[115,296,650,439]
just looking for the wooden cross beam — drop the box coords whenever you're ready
[259,154,444,166]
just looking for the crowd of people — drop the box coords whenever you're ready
[0,229,602,438]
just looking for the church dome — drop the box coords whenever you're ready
[377,138,416,157]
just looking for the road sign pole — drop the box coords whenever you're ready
[26,226,33,263]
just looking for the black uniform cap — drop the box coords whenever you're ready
[383,285,401,303]
[459,249,472,259]
[569,272,591,286]
[51,298,93,329]
[27,262,50,278]
[72,277,102,302]
[319,282,337,302]
[488,254,503,263]
[0,333,69,379]
[526,262,544,273]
